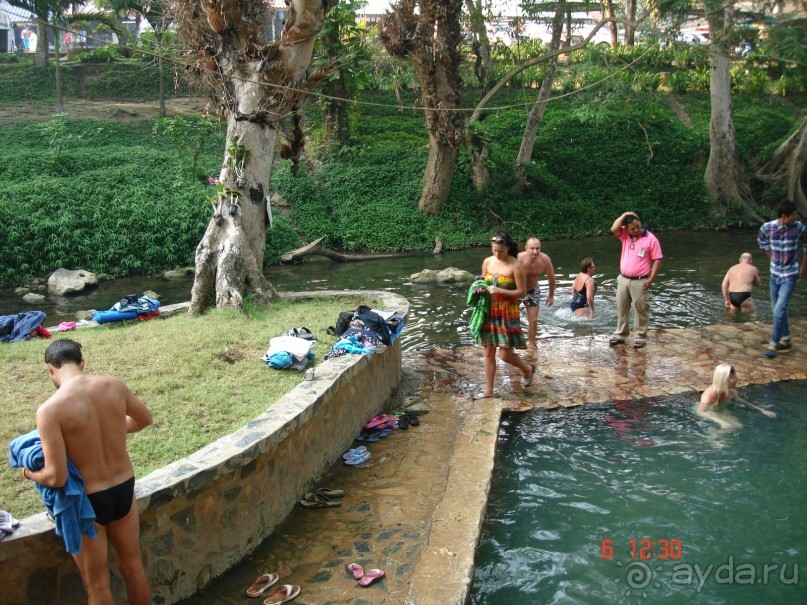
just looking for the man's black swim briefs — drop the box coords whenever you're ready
[87,476,135,525]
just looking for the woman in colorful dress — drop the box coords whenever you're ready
[474,232,535,400]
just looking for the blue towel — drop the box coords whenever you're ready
[0,311,47,343]
[8,430,97,553]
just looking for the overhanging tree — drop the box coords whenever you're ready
[380,0,465,215]
[173,0,335,313]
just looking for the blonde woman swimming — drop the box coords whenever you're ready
[696,364,776,429]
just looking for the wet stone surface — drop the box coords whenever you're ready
[179,319,806,605]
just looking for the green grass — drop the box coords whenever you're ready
[1,297,371,518]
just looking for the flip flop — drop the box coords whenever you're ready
[521,364,536,388]
[407,413,420,426]
[262,584,301,605]
[404,409,429,416]
[472,392,495,401]
[346,562,364,580]
[355,430,390,442]
[299,495,342,508]
[364,414,391,430]
[344,450,372,466]
[632,340,646,349]
[246,573,279,598]
[358,568,385,587]
[342,446,368,459]
[315,488,345,499]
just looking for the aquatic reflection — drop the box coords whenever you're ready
[1,230,803,353]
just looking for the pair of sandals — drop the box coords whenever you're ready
[344,446,372,466]
[346,563,386,587]
[609,336,646,349]
[245,574,300,604]
[299,488,345,508]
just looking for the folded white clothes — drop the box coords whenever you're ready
[262,335,316,361]
[0,510,20,541]
[371,309,397,321]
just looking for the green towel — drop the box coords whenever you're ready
[466,279,490,342]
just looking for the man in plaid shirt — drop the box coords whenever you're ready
[757,200,807,358]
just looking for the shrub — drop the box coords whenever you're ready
[76,46,121,63]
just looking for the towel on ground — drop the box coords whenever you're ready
[8,429,97,553]
[262,335,316,362]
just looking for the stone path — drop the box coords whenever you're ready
[179,319,806,605]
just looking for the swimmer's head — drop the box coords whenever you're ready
[740,252,752,264]
[712,364,736,400]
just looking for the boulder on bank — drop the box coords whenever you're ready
[163,267,194,280]
[48,269,98,295]
[22,292,45,304]
[409,267,475,284]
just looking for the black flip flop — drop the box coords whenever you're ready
[407,413,420,426]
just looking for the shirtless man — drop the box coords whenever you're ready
[517,237,556,347]
[22,339,153,605]
[721,252,761,312]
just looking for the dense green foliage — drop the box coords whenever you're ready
[0,61,79,101]
[0,119,223,285]
[0,58,195,101]
[0,47,802,287]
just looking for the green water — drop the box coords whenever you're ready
[471,381,807,604]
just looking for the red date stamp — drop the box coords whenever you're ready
[601,538,683,560]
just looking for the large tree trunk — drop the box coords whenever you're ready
[380,0,465,215]
[624,0,636,46]
[321,13,349,147]
[514,3,564,188]
[704,7,755,217]
[35,19,48,67]
[755,116,807,213]
[603,0,619,48]
[175,0,332,313]
[464,0,495,90]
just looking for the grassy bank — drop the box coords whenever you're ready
[1,297,360,518]
[0,84,801,287]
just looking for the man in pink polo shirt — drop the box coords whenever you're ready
[609,211,663,349]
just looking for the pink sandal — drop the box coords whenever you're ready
[358,568,385,587]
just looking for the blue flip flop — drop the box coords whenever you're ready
[343,446,368,459]
[344,450,372,466]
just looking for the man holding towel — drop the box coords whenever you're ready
[21,339,153,605]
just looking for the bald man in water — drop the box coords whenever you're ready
[722,252,761,312]
[22,339,153,605]
[517,237,556,347]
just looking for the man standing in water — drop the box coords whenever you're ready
[721,252,761,312]
[517,236,556,348]
[609,211,663,349]
[22,339,153,605]
[757,200,807,358]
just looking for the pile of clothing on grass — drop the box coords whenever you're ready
[262,327,317,371]
[0,311,51,343]
[323,305,405,361]
[91,294,160,324]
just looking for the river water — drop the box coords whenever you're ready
[2,230,804,350]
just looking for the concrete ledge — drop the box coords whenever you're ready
[0,290,409,605]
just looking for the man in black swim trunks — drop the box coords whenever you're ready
[22,339,153,605]
[721,252,761,312]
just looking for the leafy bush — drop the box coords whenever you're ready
[76,46,121,63]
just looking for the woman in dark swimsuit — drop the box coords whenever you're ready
[570,257,597,318]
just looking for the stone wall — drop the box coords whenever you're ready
[0,290,408,605]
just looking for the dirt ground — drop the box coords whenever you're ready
[0,96,210,122]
